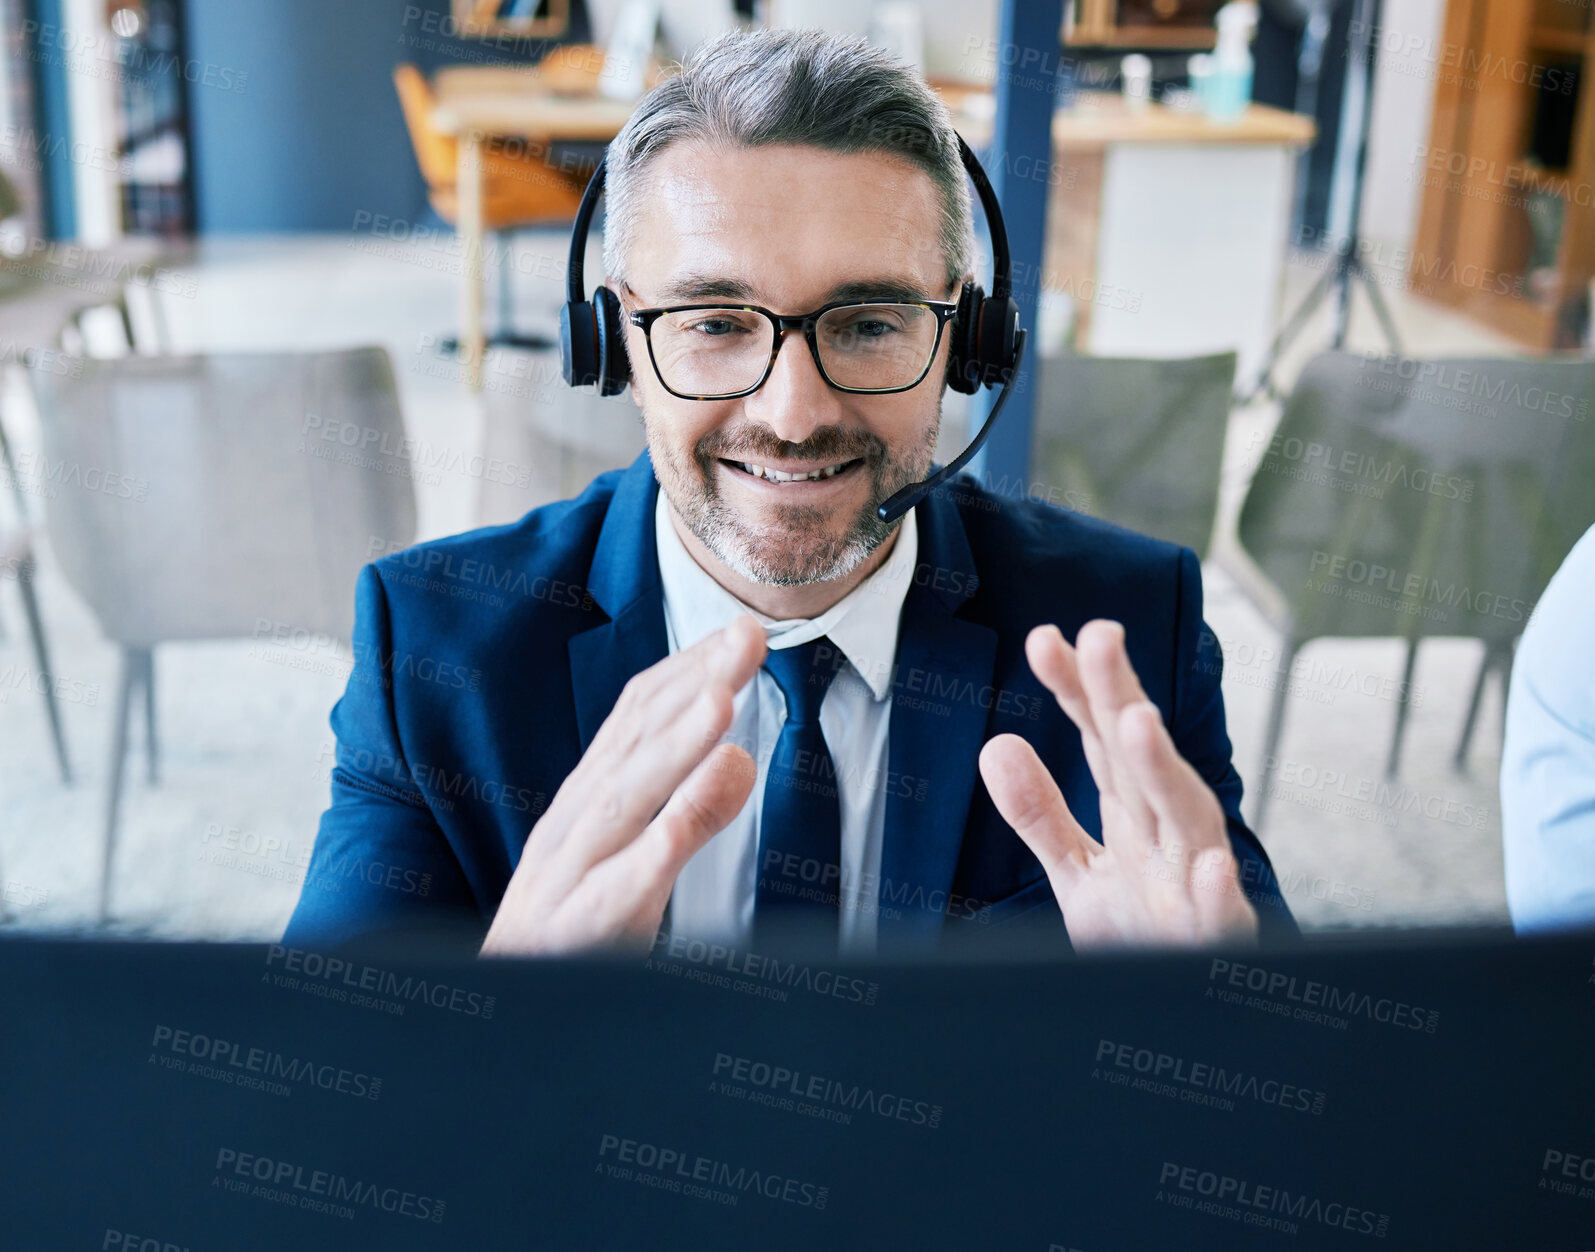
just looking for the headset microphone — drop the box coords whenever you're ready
[874,327,1026,524]
[560,132,1025,525]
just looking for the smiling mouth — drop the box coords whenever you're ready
[720,457,864,483]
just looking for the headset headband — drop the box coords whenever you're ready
[565,134,1011,308]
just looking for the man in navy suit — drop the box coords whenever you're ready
[285,29,1294,957]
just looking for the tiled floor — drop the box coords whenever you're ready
[0,230,1525,940]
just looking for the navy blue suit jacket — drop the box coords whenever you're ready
[284,449,1295,953]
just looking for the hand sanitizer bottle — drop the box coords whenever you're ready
[1206,1,1258,123]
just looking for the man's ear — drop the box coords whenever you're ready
[603,279,643,408]
[950,270,976,326]
[942,271,977,389]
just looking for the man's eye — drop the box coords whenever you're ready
[684,317,750,337]
[832,318,900,341]
[829,320,905,344]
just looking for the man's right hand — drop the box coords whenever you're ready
[480,615,766,957]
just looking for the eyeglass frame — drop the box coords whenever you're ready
[623,295,961,401]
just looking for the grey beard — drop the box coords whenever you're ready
[651,419,937,587]
[688,496,886,587]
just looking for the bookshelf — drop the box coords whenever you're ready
[1411,0,1595,349]
[450,0,571,40]
[1065,0,1223,49]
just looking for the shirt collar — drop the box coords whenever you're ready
[654,486,917,702]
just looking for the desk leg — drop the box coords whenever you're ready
[458,130,485,390]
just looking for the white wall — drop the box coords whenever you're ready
[63,0,120,245]
[1344,0,1446,252]
[767,0,999,78]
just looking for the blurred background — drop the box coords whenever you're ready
[0,0,1590,940]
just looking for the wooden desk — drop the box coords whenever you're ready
[942,88,1316,150]
[945,91,1317,379]
[430,67,637,385]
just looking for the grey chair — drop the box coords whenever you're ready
[0,415,73,784]
[1031,350,1238,560]
[0,238,182,358]
[0,240,180,787]
[26,347,418,922]
[473,345,646,525]
[1235,350,1595,826]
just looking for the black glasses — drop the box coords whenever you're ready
[626,299,959,400]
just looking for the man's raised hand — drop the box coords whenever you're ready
[978,620,1259,949]
[480,615,766,956]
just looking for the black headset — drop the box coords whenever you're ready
[559,133,1027,525]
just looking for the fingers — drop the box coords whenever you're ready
[1072,620,1158,843]
[587,614,766,766]
[1119,701,1226,847]
[979,733,1095,898]
[1118,702,1199,896]
[592,742,758,945]
[483,740,757,958]
[1119,701,1256,938]
[1025,625,1111,788]
[546,615,766,880]
[995,625,1262,949]
[1026,622,1153,860]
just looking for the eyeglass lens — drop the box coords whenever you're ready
[648,304,940,396]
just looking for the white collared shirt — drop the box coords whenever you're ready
[654,486,918,953]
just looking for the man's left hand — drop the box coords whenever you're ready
[978,620,1259,949]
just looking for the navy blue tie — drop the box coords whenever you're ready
[754,637,843,946]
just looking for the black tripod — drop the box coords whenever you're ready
[1241,0,1402,403]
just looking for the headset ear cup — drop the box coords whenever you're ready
[559,299,599,388]
[946,280,983,395]
[593,286,630,396]
[976,294,1020,388]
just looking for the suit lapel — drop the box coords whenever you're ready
[879,485,996,949]
[568,456,996,949]
[569,451,669,752]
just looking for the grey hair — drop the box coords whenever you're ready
[600,27,975,294]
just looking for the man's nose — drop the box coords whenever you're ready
[742,328,847,446]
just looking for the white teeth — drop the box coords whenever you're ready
[737,461,850,482]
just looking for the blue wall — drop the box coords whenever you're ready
[183,0,586,233]
[28,0,76,238]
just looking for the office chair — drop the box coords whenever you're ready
[26,347,418,924]
[394,62,591,355]
[1234,350,1595,826]
[1031,350,1238,560]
